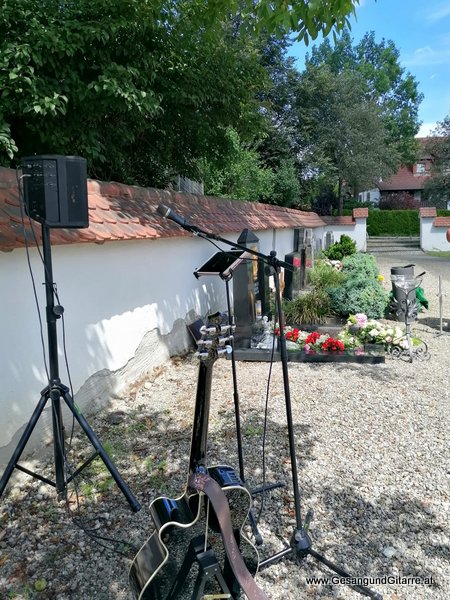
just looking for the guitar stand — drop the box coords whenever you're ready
[0,225,140,512]
[169,535,233,600]
[193,258,284,547]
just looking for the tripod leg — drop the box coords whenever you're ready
[61,390,141,512]
[50,387,67,495]
[0,391,49,497]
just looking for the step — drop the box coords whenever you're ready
[367,237,421,252]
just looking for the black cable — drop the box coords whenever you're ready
[16,170,50,382]
[64,472,139,558]
[255,316,277,526]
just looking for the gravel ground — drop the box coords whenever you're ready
[0,253,449,600]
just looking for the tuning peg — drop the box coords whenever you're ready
[217,345,232,356]
[200,324,233,335]
[197,339,214,348]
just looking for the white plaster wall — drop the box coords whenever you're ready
[358,188,380,205]
[0,226,296,466]
[420,218,450,251]
[323,220,367,252]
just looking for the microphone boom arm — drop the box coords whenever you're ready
[156,204,294,272]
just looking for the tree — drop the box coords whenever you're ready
[199,127,274,201]
[423,117,450,208]
[294,65,397,214]
[0,0,361,187]
[306,30,423,165]
[0,0,271,186]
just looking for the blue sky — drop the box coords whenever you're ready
[289,0,450,136]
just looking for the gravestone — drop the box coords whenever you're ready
[232,229,269,348]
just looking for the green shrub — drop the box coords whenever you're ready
[327,252,388,318]
[323,234,357,260]
[283,289,332,325]
[328,275,389,318]
[341,253,379,280]
[307,260,347,290]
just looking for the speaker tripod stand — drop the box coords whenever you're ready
[0,224,141,512]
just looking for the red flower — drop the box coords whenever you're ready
[305,331,320,345]
[321,337,345,352]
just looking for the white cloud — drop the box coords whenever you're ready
[416,122,437,137]
[402,45,450,66]
[427,4,450,22]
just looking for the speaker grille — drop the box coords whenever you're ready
[22,155,89,228]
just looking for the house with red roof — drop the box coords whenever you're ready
[358,138,435,205]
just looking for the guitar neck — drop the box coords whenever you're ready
[188,357,215,474]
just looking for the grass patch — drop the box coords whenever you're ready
[425,251,450,257]
[244,424,263,437]
[143,457,168,490]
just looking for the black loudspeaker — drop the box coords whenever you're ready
[21,155,89,228]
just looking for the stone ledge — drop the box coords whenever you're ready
[233,348,385,364]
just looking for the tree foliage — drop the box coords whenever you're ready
[0,0,360,187]
[294,65,397,212]
[423,117,450,208]
[306,30,423,165]
[1,0,271,185]
[198,128,274,201]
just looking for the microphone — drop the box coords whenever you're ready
[156,204,199,233]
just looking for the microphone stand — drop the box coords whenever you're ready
[161,210,382,600]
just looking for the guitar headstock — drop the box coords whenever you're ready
[195,312,235,361]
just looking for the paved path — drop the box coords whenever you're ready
[374,250,450,327]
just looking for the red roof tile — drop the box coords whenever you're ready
[352,208,368,218]
[420,207,437,217]
[0,167,325,251]
[433,216,450,227]
[378,165,429,191]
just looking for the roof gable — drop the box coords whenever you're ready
[378,165,429,192]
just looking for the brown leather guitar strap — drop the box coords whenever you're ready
[189,472,269,600]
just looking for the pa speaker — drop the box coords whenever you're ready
[21,155,89,228]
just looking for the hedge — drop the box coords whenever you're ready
[367,210,420,236]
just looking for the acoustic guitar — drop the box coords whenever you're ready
[129,314,267,600]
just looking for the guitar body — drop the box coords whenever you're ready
[130,314,266,600]
[129,465,259,600]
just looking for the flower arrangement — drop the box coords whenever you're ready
[342,315,407,351]
[321,337,345,352]
[274,314,408,354]
[275,326,352,353]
